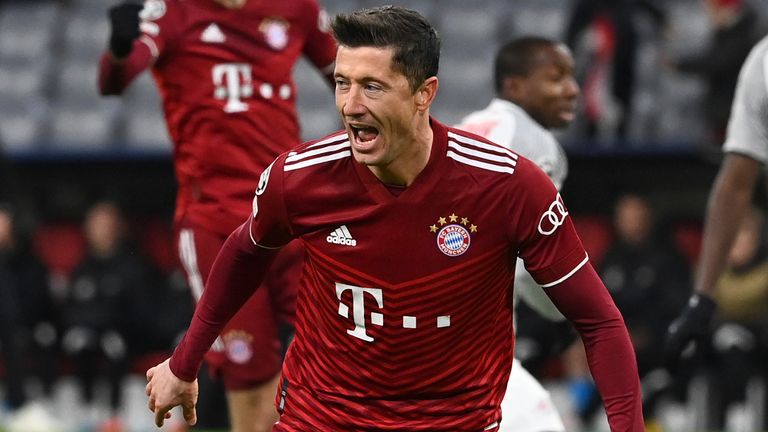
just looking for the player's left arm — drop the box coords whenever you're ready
[514,160,642,431]
[301,1,337,88]
[514,260,565,321]
[545,265,643,432]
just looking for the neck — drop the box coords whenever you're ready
[369,115,433,187]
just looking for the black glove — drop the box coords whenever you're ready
[664,293,717,370]
[108,3,143,58]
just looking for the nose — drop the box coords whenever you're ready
[340,85,367,117]
[565,77,580,98]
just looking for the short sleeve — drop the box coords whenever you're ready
[512,158,588,287]
[137,0,183,59]
[301,1,337,72]
[723,37,768,163]
[249,155,294,248]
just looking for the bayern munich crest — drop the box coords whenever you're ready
[260,18,289,51]
[223,330,253,364]
[430,214,477,257]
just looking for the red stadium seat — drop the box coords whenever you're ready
[673,220,703,267]
[131,351,172,375]
[571,214,614,267]
[137,218,178,273]
[33,222,86,278]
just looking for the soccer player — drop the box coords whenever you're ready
[145,6,643,431]
[457,36,579,432]
[666,35,768,364]
[98,1,337,431]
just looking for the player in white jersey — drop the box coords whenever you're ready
[666,35,768,363]
[457,36,579,432]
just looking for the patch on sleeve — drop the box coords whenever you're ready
[251,194,259,219]
[140,21,159,36]
[255,160,275,196]
[537,193,569,236]
[252,160,275,218]
[140,0,167,21]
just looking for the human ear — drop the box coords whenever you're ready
[416,76,438,111]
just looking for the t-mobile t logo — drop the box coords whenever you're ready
[212,63,253,113]
[336,282,384,342]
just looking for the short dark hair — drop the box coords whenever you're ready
[494,36,559,93]
[331,5,440,93]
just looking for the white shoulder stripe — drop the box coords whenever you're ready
[284,150,351,171]
[448,141,517,167]
[285,141,350,163]
[448,131,518,159]
[541,254,589,288]
[447,150,515,174]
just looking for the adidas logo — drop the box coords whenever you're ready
[201,23,226,43]
[327,225,357,247]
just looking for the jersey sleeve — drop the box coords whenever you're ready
[169,155,294,381]
[249,155,294,248]
[97,0,181,95]
[98,46,153,95]
[136,0,183,61]
[512,157,588,287]
[301,1,337,73]
[723,37,768,163]
[545,264,644,430]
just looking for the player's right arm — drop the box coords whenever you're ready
[146,156,293,426]
[99,0,179,95]
[514,160,643,431]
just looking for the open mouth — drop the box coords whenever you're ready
[350,124,380,144]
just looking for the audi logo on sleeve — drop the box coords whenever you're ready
[537,193,569,235]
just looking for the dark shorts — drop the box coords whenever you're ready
[176,222,302,390]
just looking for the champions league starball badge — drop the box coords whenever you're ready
[430,213,477,257]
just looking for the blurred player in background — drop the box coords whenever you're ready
[666,35,768,366]
[457,36,579,432]
[98,0,337,431]
[145,6,642,431]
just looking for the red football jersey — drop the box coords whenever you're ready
[244,119,588,431]
[113,0,337,235]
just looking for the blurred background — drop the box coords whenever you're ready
[0,0,767,431]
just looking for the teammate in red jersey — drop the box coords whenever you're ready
[145,6,643,431]
[98,0,336,431]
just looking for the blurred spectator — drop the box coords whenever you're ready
[705,206,768,429]
[667,0,761,144]
[0,204,58,411]
[59,201,159,431]
[600,195,691,416]
[565,0,667,139]
[566,194,691,429]
[0,145,17,204]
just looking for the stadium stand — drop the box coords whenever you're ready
[0,0,722,155]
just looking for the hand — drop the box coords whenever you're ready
[145,358,199,427]
[664,294,717,369]
[107,2,143,58]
